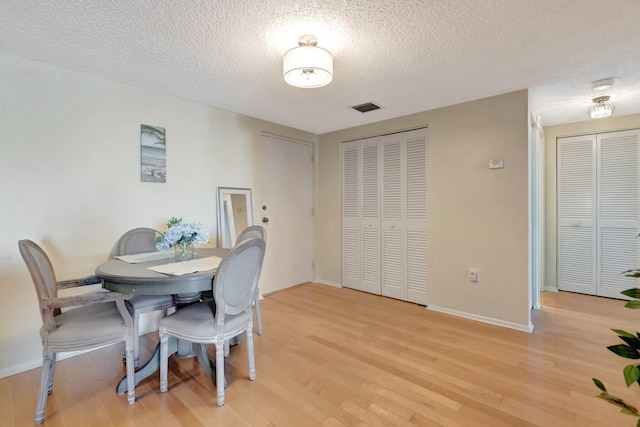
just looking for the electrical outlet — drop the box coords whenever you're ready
[469,268,478,283]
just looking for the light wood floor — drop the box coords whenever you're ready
[2,283,640,426]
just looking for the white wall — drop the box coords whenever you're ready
[543,114,640,289]
[0,52,316,377]
[316,90,531,330]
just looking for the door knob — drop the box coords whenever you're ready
[262,217,269,223]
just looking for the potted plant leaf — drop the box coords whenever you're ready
[593,269,640,426]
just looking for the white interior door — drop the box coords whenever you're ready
[381,133,405,300]
[260,134,313,294]
[361,137,382,294]
[597,130,640,298]
[558,129,640,298]
[341,140,361,290]
[557,135,597,295]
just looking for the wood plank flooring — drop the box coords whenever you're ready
[2,283,639,426]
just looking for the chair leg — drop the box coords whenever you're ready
[224,339,230,357]
[159,331,169,393]
[131,312,141,368]
[254,294,263,336]
[124,333,136,404]
[246,326,256,381]
[35,350,54,424]
[215,341,225,406]
[47,353,56,394]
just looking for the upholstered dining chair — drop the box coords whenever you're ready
[235,225,266,335]
[18,239,136,424]
[159,237,266,406]
[115,227,176,367]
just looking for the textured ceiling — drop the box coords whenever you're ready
[2,0,640,134]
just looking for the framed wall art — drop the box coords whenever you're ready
[140,124,166,182]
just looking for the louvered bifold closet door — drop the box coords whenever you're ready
[381,133,405,300]
[342,140,361,290]
[361,137,382,294]
[597,130,640,299]
[404,129,428,305]
[557,135,597,295]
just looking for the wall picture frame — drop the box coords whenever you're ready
[140,124,166,182]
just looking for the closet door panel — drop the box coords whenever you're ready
[381,134,405,299]
[361,137,381,294]
[405,129,428,304]
[597,130,640,298]
[342,141,361,290]
[406,230,427,304]
[557,135,596,295]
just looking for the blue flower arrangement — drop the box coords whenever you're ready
[155,217,210,251]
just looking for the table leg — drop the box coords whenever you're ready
[115,337,224,395]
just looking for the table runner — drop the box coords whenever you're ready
[146,256,223,276]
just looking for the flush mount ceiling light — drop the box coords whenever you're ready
[591,78,614,91]
[283,35,333,88]
[589,96,615,119]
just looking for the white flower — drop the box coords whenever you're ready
[155,217,210,251]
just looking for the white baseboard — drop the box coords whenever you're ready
[0,348,103,379]
[314,279,342,288]
[427,305,534,333]
[544,286,559,292]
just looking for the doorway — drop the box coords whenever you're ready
[259,134,313,294]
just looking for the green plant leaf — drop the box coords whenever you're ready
[593,378,607,392]
[620,288,640,298]
[623,271,640,278]
[625,365,640,387]
[608,344,640,359]
[636,419,640,427]
[613,329,637,339]
[622,336,640,350]
[625,300,640,310]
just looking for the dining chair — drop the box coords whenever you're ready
[115,227,176,367]
[235,225,266,335]
[159,237,266,406]
[18,239,136,424]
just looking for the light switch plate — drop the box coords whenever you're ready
[489,159,504,169]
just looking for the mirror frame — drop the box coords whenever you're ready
[217,187,253,248]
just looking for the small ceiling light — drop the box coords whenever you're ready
[589,96,615,119]
[283,35,333,88]
[591,78,613,91]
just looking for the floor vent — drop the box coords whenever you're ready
[351,102,381,113]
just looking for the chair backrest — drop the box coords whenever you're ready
[18,239,58,332]
[236,225,266,245]
[117,227,158,256]
[213,237,266,327]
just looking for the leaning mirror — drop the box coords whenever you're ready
[217,187,253,248]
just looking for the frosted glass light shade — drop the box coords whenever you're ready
[589,96,614,119]
[283,43,333,88]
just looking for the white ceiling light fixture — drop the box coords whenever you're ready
[283,35,333,88]
[591,78,613,91]
[589,96,615,119]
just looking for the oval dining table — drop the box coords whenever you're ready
[96,247,229,395]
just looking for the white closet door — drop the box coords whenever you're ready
[597,130,640,298]
[342,140,361,290]
[361,137,382,294]
[381,133,405,300]
[557,135,597,295]
[405,129,428,304]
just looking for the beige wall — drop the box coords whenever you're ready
[0,52,316,377]
[543,113,640,289]
[316,90,531,329]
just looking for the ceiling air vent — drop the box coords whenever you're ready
[351,102,380,113]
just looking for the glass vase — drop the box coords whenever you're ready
[174,241,194,261]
